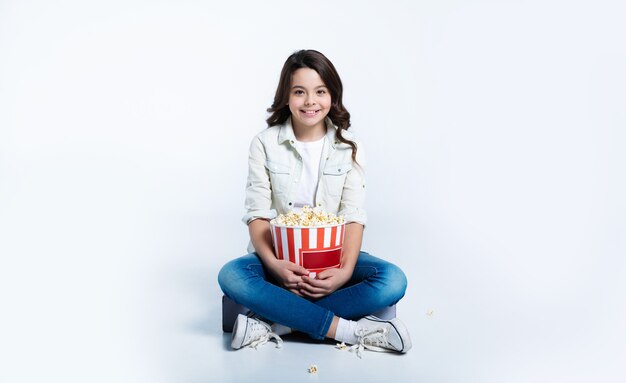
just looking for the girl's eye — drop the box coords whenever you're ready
[294,90,304,95]
[317,90,327,95]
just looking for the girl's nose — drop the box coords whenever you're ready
[305,95,315,105]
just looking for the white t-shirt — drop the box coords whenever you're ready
[293,136,325,209]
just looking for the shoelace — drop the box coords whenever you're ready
[349,326,390,358]
[246,319,283,349]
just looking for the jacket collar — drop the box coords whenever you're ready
[278,116,340,149]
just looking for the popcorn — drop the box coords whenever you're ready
[336,342,365,358]
[335,342,348,351]
[274,205,344,227]
[426,309,434,317]
[307,364,318,374]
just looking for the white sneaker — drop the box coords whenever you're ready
[349,316,412,358]
[230,314,283,350]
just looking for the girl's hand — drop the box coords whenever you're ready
[266,259,310,296]
[298,268,352,299]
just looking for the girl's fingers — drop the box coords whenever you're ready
[286,279,302,289]
[285,263,309,275]
[298,282,327,295]
[301,275,327,288]
[315,269,336,279]
[286,275,303,285]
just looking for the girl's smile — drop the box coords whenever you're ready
[301,109,321,117]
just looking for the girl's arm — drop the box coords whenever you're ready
[298,222,363,299]
[248,218,309,296]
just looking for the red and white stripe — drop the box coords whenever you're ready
[271,224,345,271]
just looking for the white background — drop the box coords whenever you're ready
[1,0,625,382]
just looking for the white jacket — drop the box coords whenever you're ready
[242,117,367,234]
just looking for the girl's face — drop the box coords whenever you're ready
[288,68,331,135]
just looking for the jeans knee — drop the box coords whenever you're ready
[218,255,265,303]
[218,258,251,298]
[382,264,408,304]
[217,261,236,296]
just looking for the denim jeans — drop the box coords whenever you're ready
[218,251,408,340]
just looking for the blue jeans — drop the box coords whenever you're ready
[218,251,407,340]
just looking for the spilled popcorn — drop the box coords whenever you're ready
[274,205,344,227]
[307,364,318,374]
[426,309,434,317]
[335,342,364,358]
[335,342,348,350]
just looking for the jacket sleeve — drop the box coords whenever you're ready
[241,135,277,224]
[338,140,367,226]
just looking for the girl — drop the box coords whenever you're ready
[218,50,411,356]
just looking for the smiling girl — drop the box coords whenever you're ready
[218,50,411,356]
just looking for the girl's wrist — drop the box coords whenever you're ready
[338,265,354,279]
[263,254,279,267]
[339,263,356,273]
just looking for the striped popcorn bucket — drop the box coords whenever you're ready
[269,222,346,274]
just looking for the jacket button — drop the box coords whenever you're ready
[338,168,341,172]
[288,202,292,206]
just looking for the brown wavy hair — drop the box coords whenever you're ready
[266,49,358,164]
